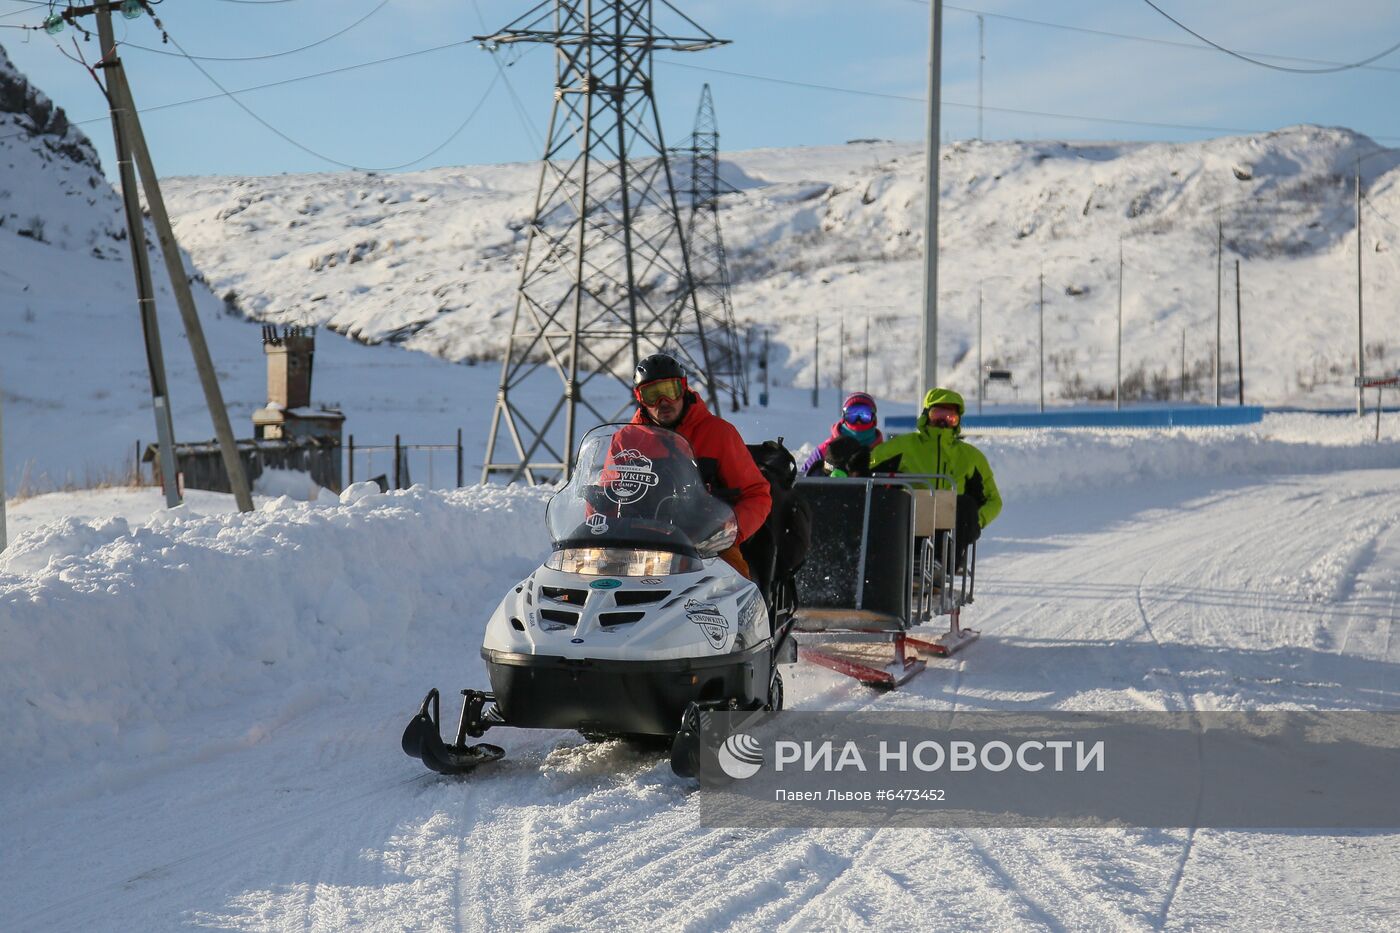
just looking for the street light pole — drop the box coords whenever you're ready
[1215,213,1222,408]
[1357,161,1366,417]
[1038,263,1045,413]
[918,0,943,409]
[1117,238,1124,411]
[977,285,984,415]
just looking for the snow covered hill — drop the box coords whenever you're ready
[162,125,1400,407]
[0,44,495,497]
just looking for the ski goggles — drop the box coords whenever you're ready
[842,402,877,427]
[925,408,960,428]
[634,377,686,406]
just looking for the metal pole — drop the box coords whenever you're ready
[1116,238,1123,411]
[838,314,845,400]
[1038,264,1045,413]
[1357,161,1366,417]
[348,434,355,485]
[977,14,984,141]
[1180,329,1186,401]
[1235,259,1244,405]
[918,0,944,409]
[1215,213,1222,408]
[0,368,6,552]
[761,330,770,407]
[456,428,464,488]
[112,63,253,513]
[812,319,820,408]
[97,6,179,509]
[977,284,984,415]
[394,434,401,490]
[863,310,870,394]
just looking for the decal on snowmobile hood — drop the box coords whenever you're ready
[590,578,622,589]
[685,598,730,650]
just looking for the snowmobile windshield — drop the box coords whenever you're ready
[545,423,740,567]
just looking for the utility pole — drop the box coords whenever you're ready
[760,329,770,407]
[918,0,944,408]
[92,4,179,508]
[837,314,846,400]
[977,285,984,415]
[1038,264,1045,413]
[863,309,871,394]
[977,14,985,141]
[1116,238,1124,411]
[1180,328,1186,401]
[1235,259,1244,405]
[1357,161,1366,417]
[1215,213,1222,408]
[0,365,6,553]
[59,2,252,511]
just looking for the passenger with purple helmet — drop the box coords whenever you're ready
[801,392,885,477]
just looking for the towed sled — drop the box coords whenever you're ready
[402,423,800,778]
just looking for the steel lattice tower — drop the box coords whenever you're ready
[681,84,748,411]
[478,1,728,484]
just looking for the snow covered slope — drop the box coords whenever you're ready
[0,43,497,497]
[162,125,1400,407]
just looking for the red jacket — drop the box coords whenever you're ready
[631,393,772,542]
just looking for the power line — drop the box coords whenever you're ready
[902,1,1400,76]
[653,59,1313,138]
[120,0,390,62]
[1138,0,1400,74]
[138,22,504,172]
[0,38,474,147]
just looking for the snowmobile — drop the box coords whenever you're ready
[401,423,799,778]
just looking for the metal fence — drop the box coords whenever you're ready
[347,431,465,491]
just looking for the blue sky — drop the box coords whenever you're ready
[2,0,1400,177]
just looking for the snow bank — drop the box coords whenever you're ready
[980,414,1400,501]
[0,484,549,772]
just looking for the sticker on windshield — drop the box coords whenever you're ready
[603,449,660,506]
[686,598,729,651]
[586,513,610,535]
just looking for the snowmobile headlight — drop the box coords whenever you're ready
[546,547,702,576]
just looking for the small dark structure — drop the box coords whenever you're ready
[147,326,345,494]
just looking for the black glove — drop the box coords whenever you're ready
[955,494,982,545]
[825,435,871,476]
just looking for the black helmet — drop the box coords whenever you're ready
[633,353,685,387]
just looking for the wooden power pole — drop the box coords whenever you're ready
[79,1,253,511]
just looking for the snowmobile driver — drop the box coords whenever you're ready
[869,387,1002,561]
[629,353,772,579]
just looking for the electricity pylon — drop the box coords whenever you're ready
[478,1,728,484]
[680,84,747,411]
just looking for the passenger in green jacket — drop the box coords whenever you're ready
[869,387,1002,553]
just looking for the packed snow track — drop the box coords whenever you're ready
[3,465,1399,931]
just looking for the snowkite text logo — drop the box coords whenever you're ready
[685,598,729,650]
[717,733,764,779]
[602,449,659,505]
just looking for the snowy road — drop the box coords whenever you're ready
[5,469,1400,931]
